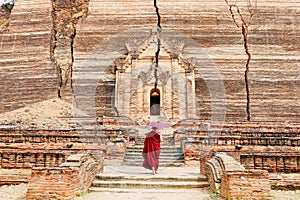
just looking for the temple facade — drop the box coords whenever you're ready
[114,31,197,121]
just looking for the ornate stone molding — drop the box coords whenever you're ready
[138,65,153,85]
[138,64,172,85]
[158,70,171,85]
[160,37,185,57]
[125,31,153,55]
[114,55,131,71]
[179,56,197,72]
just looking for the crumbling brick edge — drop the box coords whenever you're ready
[205,152,273,200]
[26,152,104,200]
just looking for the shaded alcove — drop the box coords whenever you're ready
[150,88,160,115]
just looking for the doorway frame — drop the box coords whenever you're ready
[150,88,161,116]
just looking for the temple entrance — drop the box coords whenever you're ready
[150,88,160,115]
[113,30,198,121]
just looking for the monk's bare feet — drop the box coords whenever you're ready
[155,170,158,174]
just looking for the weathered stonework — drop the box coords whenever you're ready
[113,31,197,121]
[206,153,272,200]
[72,0,300,123]
[0,127,135,168]
[0,0,57,113]
[0,4,11,32]
[181,122,300,174]
[0,1,299,197]
[26,153,104,200]
[51,0,90,100]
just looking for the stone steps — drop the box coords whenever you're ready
[124,154,184,160]
[124,127,185,166]
[135,137,177,143]
[126,145,182,150]
[90,170,209,192]
[124,143,185,166]
[91,180,208,189]
[94,174,206,182]
[124,152,183,157]
[123,160,184,166]
[125,146,183,154]
[89,187,205,193]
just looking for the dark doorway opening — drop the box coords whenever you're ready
[150,88,160,115]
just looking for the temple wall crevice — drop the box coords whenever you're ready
[51,0,90,100]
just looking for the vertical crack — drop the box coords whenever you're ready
[225,0,256,121]
[50,1,60,98]
[154,36,160,90]
[154,0,161,29]
[70,31,76,93]
[50,0,89,98]
[154,0,161,91]
[0,1,15,32]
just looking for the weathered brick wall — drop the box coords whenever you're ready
[73,0,300,123]
[27,167,80,200]
[0,0,57,113]
[0,169,31,185]
[0,128,107,169]
[106,140,126,162]
[199,145,300,174]
[174,121,300,145]
[26,153,104,200]
[0,128,133,167]
[184,142,201,166]
[0,3,11,32]
[206,153,272,200]
[180,123,300,168]
[186,137,300,166]
[95,81,115,117]
[200,151,214,175]
[98,116,139,127]
[0,150,68,169]
[221,171,272,200]
[241,153,300,173]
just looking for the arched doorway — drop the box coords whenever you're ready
[150,88,160,115]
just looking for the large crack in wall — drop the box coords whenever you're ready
[51,0,89,99]
[154,0,161,90]
[0,2,14,32]
[225,0,256,121]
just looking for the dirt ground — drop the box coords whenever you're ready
[75,190,300,200]
[0,184,27,200]
[0,184,300,200]
[75,190,221,200]
[0,98,86,129]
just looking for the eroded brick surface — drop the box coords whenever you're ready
[206,153,272,200]
[26,153,104,200]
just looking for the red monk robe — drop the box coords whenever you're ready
[142,128,161,174]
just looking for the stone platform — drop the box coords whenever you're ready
[81,165,214,200]
[95,165,205,181]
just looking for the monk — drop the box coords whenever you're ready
[142,126,162,175]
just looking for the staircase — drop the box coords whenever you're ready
[89,166,209,193]
[124,128,185,166]
[88,128,209,195]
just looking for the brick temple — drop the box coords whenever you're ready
[0,0,300,199]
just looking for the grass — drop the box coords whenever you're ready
[209,190,226,200]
